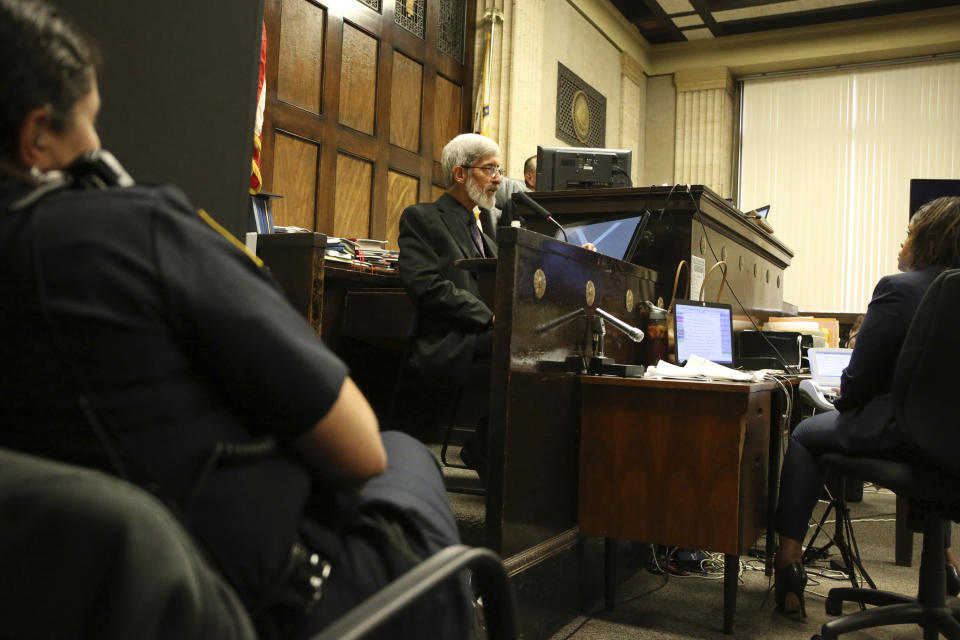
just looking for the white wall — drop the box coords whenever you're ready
[539,1,623,149]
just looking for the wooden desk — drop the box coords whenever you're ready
[255,233,409,344]
[255,233,412,417]
[578,376,776,634]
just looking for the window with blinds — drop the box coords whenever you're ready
[738,57,960,312]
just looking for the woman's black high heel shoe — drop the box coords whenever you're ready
[775,562,808,617]
[946,565,960,597]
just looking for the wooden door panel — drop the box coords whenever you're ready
[339,23,378,135]
[277,0,325,114]
[263,0,475,237]
[433,75,461,163]
[341,1,384,33]
[272,132,319,230]
[334,152,373,238]
[386,170,419,248]
[390,51,423,152]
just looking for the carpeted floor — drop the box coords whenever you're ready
[548,485,959,640]
[432,444,959,639]
[431,444,487,547]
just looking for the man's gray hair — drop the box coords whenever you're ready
[440,133,500,187]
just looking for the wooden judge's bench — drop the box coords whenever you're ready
[521,184,794,316]
[257,186,796,638]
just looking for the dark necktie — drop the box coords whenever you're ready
[468,217,486,257]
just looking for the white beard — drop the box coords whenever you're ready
[467,175,496,210]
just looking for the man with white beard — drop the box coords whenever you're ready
[397,133,502,477]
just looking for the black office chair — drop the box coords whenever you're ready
[387,314,490,490]
[813,268,960,640]
[0,448,516,640]
[0,448,257,640]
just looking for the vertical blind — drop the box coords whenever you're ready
[739,58,960,312]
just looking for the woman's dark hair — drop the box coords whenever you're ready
[0,0,99,164]
[907,196,960,270]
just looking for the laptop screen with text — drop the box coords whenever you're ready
[809,347,853,387]
[673,299,735,366]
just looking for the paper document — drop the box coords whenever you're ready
[644,354,763,382]
[690,255,705,301]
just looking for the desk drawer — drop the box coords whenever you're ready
[578,380,770,555]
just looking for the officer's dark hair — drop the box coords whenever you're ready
[0,0,99,164]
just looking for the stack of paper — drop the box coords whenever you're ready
[324,237,398,274]
[644,354,764,382]
[349,238,398,272]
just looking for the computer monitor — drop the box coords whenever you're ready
[559,211,650,262]
[909,179,960,219]
[672,299,735,366]
[536,146,632,192]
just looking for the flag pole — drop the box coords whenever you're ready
[474,10,502,136]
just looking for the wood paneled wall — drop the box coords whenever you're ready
[262,0,476,248]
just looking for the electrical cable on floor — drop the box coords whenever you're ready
[822,516,896,524]
[556,566,671,640]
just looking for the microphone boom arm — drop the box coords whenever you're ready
[514,191,568,243]
[595,307,644,342]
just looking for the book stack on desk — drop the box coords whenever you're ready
[350,238,398,274]
[325,237,398,274]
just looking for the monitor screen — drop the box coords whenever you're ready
[673,299,735,366]
[536,146,632,192]
[557,210,650,263]
[909,179,960,219]
[561,214,643,260]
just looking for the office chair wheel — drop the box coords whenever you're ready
[810,635,823,640]
[825,591,844,616]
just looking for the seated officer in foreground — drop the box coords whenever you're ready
[0,1,469,637]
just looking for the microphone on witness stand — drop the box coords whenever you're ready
[513,191,567,243]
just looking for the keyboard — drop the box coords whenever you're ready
[815,384,838,400]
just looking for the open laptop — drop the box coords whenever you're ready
[808,347,853,399]
[672,299,735,366]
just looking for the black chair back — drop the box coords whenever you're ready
[894,268,960,477]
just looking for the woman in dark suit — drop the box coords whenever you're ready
[773,196,960,616]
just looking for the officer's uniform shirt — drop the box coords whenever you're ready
[0,176,348,607]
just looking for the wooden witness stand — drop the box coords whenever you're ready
[256,210,795,636]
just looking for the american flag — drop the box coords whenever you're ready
[250,22,266,194]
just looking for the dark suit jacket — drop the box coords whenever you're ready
[398,193,498,386]
[833,265,943,450]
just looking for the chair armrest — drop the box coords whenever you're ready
[309,544,515,640]
[799,379,837,413]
